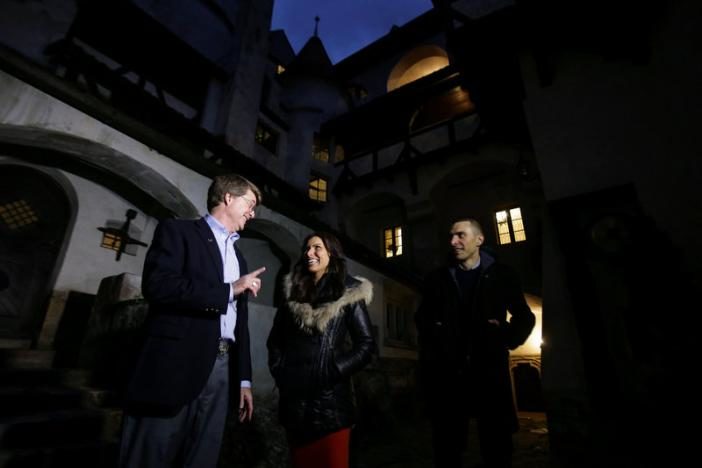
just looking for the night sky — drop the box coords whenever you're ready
[271,0,433,64]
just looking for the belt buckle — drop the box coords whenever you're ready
[218,339,230,357]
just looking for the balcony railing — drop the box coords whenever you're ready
[334,112,481,194]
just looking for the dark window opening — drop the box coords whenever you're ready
[255,121,279,154]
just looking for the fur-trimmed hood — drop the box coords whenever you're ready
[283,275,373,334]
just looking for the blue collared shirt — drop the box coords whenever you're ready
[204,215,251,389]
[204,214,240,341]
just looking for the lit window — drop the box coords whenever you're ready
[255,121,278,154]
[496,210,511,245]
[276,64,286,75]
[387,45,450,92]
[384,226,403,258]
[495,207,527,245]
[308,176,327,202]
[312,133,329,162]
[0,200,38,230]
[510,208,526,241]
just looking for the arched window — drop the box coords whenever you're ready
[387,45,450,92]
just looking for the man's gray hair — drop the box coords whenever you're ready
[207,174,262,211]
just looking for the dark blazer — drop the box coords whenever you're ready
[125,217,252,415]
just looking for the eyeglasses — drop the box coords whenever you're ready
[239,195,257,212]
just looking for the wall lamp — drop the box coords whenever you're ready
[97,209,148,261]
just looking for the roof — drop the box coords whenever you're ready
[285,35,333,78]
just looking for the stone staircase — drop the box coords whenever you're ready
[0,339,122,468]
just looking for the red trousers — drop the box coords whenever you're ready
[290,428,351,468]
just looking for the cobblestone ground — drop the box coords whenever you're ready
[218,393,550,468]
[352,412,550,468]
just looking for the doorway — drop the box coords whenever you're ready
[0,165,72,340]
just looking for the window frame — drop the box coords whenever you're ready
[383,225,403,258]
[254,120,279,155]
[308,175,328,203]
[494,206,527,245]
[312,132,330,163]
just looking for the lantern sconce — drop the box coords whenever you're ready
[97,209,148,261]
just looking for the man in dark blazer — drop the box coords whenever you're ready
[416,218,535,468]
[119,174,266,468]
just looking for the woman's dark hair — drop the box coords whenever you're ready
[290,232,347,305]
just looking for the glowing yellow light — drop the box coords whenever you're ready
[511,294,542,356]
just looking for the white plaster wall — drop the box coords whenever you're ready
[0,70,217,294]
[0,70,212,209]
[248,302,277,394]
[255,205,312,242]
[53,171,156,294]
[0,156,158,295]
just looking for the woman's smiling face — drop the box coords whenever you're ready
[305,236,330,281]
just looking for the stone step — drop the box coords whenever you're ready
[0,339,31,350]
[79,386,121,409]
[0,408,105,449]
[58,368,93,387]
[0,386,84,417]
[0,368,65,386]
[0,369,117,409]
[98,407,124,443]
[0,439,118,468]
[0,349,55,369]
[0,368,91,387]
[0,368,112,404]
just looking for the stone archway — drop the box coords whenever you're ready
[0,125,199,219]
[234,218,301,394]
[0,165,73,339]
[0,125,201,343]
[512,361,545,412]
[240,217,301,308]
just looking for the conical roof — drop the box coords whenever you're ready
[286,35,333,77]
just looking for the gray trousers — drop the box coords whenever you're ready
[119,355,230,468]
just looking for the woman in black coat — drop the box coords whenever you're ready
[267,232,375,468]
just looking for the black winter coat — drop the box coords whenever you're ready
[415,251,535,432]
[267,275,375,445]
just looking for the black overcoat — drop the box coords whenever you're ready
[415,251,535,432]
